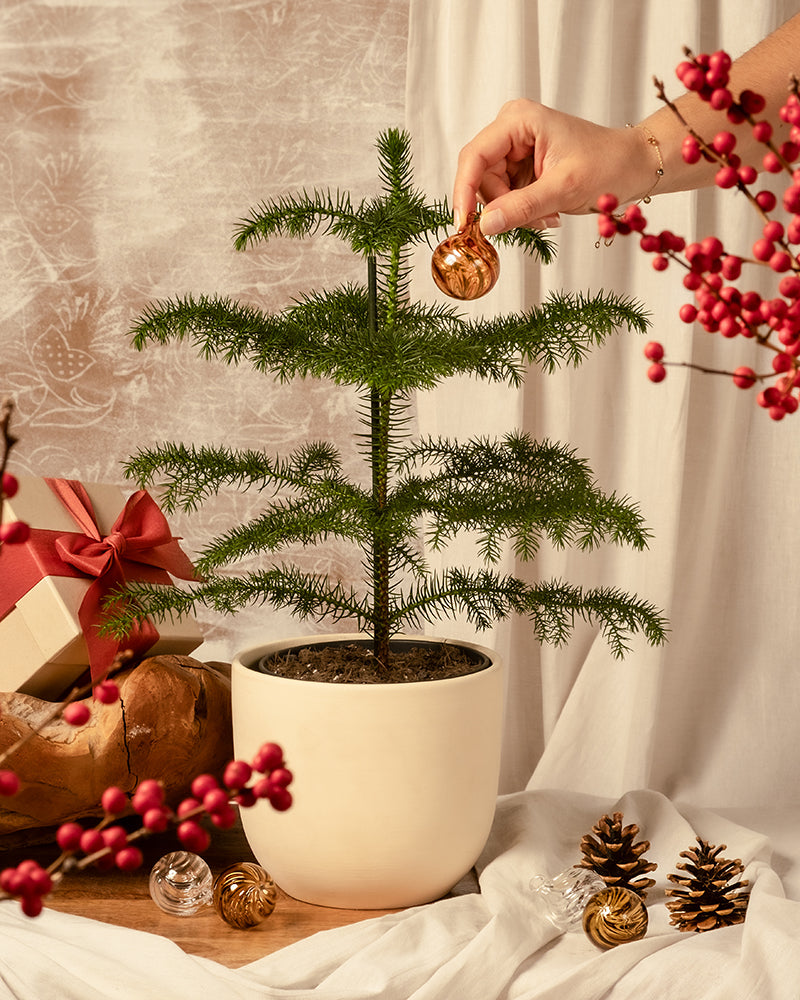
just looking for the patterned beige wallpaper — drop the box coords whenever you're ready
[1,0,410,659]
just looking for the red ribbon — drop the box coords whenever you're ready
[1,479,198,682]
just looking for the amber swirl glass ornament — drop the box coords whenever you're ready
[212,861,278,929]
[582,886,649,949]
[431,212,500,300]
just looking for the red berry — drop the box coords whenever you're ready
[710,88,732,111]
[21,894,44,918]
[709,50,732,72]
[718,316,740,338]
[101,786,127,815]
[682,135,702,164]
[782,394,799,413]
[732,366,757,389]
[755,190,777,212]
[763,152,783,173]
[191,773,219,799]
[737,164,758,185]
[647,363,667,383]
[683,66,707,92]
[727,105,747,125]
[252,742,284,774]
[596,193,618,214]
[763,220,785,242]
[102,825,129,852]
[783,185,800,214]
[268,767,293,788]
[202,787,230,814]
[0,770,20,796]
[597,215,617,239]
[780,141,800,163]
[223,760,253,790]
[715,166,738,189]
[712,131,736,156]
[683,272,703,291]
[115,847,143,872]
[758,386,782,408]
[56,822,84,852]
[142,806,170,833]
[652,255,669,271]
[752,238,774,262]
[93,680,119,704]
[752,120,773,143]
[79,829,105,856]
[234,788,257,809]
[176,796,201,819]
[770,251,792,273]
[268,787,293,812]
[721,255,742,280]
[62,702,90,727]
[0,521,30,545]
[769,405,787,420]
[779,275,800,298]
[209,804,237,829]
[131,779,164,814]
[1,473,18,499]
[177,820,210,854]
[740,90,766,115]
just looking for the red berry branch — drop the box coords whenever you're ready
[0,650,293,918]
[597,48,800,420]
[0,399,30,545]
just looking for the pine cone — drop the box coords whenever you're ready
[578,812,657,900]
[665,838,750,932]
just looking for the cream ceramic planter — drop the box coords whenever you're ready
[231,634,504,909]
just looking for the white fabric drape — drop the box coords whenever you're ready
[406,0,800,805]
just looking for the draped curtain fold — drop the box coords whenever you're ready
[406,0,800,803]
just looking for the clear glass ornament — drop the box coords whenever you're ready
[529,865,607,931]
[212,861,278,929]
[582,885,649,949]
[149,851,213,916]
[431,212,500,300]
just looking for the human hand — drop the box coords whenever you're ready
[452,99,649,236]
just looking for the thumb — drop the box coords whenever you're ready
[480,171,570,235]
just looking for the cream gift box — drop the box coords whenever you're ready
[0,476,203,699]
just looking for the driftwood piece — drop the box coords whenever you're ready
[0,655,232,845]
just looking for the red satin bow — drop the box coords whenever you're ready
[46,479,198,681]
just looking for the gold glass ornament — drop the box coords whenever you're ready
[431,213,500,300]
[212,862,278,929]
[582,886,648,949]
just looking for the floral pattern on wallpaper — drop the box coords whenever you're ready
[1,0,409,656]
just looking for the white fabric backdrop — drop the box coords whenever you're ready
[406,0,800,805]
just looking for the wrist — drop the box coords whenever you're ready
[626,123,664,203]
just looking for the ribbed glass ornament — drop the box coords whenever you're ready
[431,212,500,300]
[582,885,649,949]
[212,862,278,929]
[529,866,607,931]
[149,851,213,916]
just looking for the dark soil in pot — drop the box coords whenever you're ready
[255,639,490,684]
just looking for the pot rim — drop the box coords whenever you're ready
[231,633,500,690]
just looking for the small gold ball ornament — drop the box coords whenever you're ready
[212,862,278,929]
[582,886,649,950]
[431,212,500,300]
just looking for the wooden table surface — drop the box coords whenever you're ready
[3,819,399,969]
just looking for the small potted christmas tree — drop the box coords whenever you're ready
[109,129,667,908]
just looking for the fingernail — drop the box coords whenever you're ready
[453,207,467,231]
[480,209,506,236]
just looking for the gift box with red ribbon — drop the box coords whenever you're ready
[0,476,203,699]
